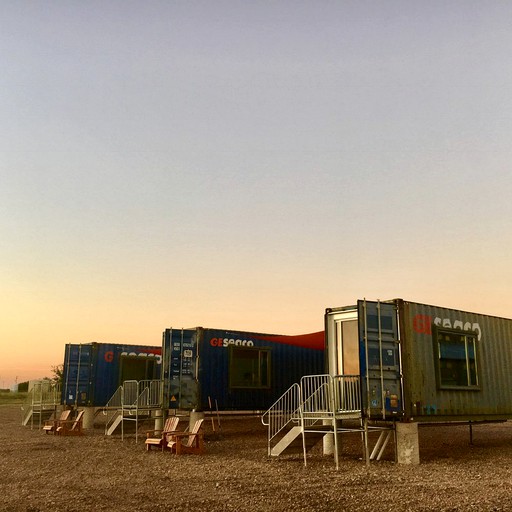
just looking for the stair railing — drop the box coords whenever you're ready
[148,380,162,407]
[40,381,61,407]
[332,374,361,413]
[103,380,163,437]
[21,381,61,429]
[136,380,162,408]
[122,380,139,409]
[103,385,123,435]
[21,387,35,427]
[261,383,300,456]
[300,374,333,422]
[263,374,364,467]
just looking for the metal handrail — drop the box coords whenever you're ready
[263,374,363,463]
[136,380,162,408]
[122,380,139,407]
[261,383,300,455]
[104,380,163,439]
[103,385,124,435]
[332,374,361,413]
[104,385,123,410]
[21,381,61,429]
[300,375,332,416]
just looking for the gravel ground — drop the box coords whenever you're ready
[1,405,511,512]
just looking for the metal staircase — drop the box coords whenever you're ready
[262,374,394,469]
[103,379,162,442]
[21,381,62,429]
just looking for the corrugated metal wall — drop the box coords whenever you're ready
[204,328,325,411]
[162,328,325,411]
[400,300,512,420]
[62,342,161,407]
[199,328,325,411]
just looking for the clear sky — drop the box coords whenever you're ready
[1,1,511,387]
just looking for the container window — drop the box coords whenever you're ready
[229,346,271,389]
[435,328,479,389]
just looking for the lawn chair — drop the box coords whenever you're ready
[145,416,180,452]
[43,410,72,434]
[56,410,85,436]
[167,418,204,455]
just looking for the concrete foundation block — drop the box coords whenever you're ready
[154,410,164,432]
[189,410,205,430]
[323,419,335,455]
[82,407,95,430]
[396,422,420,464]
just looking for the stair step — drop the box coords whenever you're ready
[22,408,55,427]
[22,412,32,426]
[304,424,333,433]
[105,411,152,436]
[106,413,123,436]
[271,426,328,456]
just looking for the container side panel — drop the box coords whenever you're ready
[62,343,161,407]
[199,329,325,411]
[401,301,512,420]
[95,344,161,406]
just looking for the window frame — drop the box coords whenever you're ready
[433,326,480,391]
[228,345,271,390]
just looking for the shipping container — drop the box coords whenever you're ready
[61,342,161,407]
[162,328,325,411]
[325,298,512,422]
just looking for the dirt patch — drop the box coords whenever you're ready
[1,406,511,511]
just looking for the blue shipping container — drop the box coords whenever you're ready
[162,328,325,411]
[62,342,161,407]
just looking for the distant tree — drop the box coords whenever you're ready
[18,381,29,392]
[51,364,64,385]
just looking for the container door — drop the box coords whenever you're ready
[162,329,198,410]
[62,344,96,407]
[358,300,402,419]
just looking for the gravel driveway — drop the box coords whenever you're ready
[1,405,511,511]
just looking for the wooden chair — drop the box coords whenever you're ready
[167,418,204,455]
[56,410,85,436]
[145,416,180,451]
[43,410,72,434]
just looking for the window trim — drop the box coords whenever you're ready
[433,326,481,391]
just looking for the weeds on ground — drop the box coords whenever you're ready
[0,391,28,405]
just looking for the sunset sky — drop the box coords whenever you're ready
[1,1,512,387]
